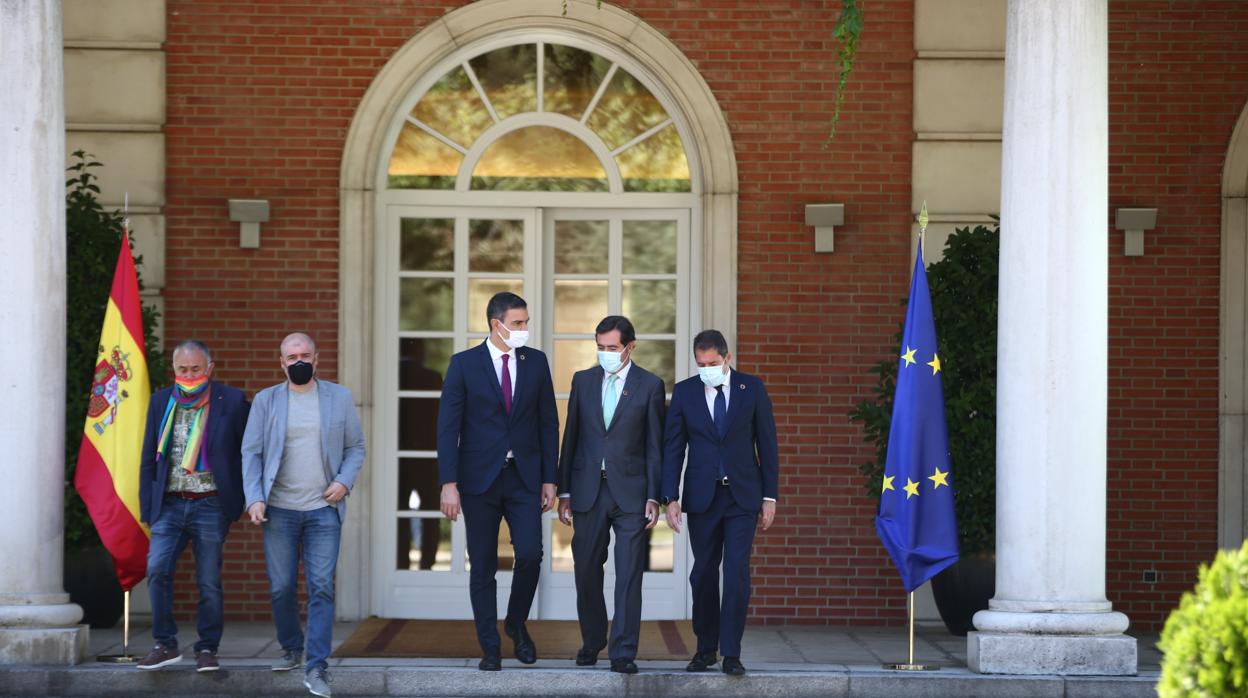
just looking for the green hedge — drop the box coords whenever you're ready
[1159,540,1248,697]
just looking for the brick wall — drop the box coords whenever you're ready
[158,0,1239,631]
[1104,0,1248,629]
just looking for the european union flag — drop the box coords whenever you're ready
[875,240,960,592]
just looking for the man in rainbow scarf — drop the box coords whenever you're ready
[137,340,250,673]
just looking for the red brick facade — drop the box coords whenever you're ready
[157,0,1242,630]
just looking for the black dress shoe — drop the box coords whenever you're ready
[686,651,718,672]
[722,656,746,676]
[504,620,538,665]
[478,652,501,671]
[575,645,605,666]
[610,658,639,674]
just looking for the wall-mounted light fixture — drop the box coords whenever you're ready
[805,203,845,253]
[229,199,270,249]
[1115,207,1157,257]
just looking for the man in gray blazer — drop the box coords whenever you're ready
[557,316,666,674]
[242,333,365,698]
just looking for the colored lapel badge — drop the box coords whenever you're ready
[739,384,746,390]
[621,390,629,397]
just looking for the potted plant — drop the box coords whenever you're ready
[850,223,999,635]
[64,151,168,627]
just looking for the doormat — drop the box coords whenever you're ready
[333,618,696,660]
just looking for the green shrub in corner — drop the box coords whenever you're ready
[1158,540,1248,697]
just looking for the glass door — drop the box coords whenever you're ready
[539,208,691,619]
[379,205,540,619]
[377,205,691,620]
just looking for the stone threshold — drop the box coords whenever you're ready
[0,664,1161,698]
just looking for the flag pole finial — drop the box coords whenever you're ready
[918,201,929,248]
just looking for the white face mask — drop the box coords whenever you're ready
[698,363,728,387]
[498,324,529,350]
[598,350,626,374]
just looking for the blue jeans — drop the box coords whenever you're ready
[264,505,341,672]
[146,495,230,652]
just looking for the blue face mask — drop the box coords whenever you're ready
[698,363,728,387]
[598,350,625,374]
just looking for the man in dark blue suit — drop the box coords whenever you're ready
[137,340,250,673]
[662,330,779,676]
[437,292,559,671]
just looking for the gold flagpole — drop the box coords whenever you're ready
[883,202,939,672]
[97,191,140,665]
[883,590,938,671]
[97,590,140,663]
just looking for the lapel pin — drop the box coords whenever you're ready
[621,389,629,397]
[519,354,526,361]
[739,384,746,390]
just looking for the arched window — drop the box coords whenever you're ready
[386,42,692,194]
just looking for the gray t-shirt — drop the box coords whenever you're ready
[268,383,329,511]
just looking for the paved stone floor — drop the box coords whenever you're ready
[0,621,1163,697]
[88,620,1162,672]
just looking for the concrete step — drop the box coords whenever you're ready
[0,664,1161,698]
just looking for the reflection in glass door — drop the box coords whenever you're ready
[540,209,690,620]
[379,206,539,619]
[378,206,691,620]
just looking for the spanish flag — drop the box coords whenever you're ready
[74,239,151,591]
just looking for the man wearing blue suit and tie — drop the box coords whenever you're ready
[662,330,779,677]
[437,292,559,671]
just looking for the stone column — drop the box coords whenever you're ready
[0,0,88,665]
[967,0,1136,675]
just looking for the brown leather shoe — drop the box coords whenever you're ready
[136,644,182,670]
[196,649,220,672]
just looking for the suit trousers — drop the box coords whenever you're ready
[461,465,543,654]
[687,483,758,658]
[571,479,648,660]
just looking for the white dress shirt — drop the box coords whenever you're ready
[486,338,516,458]
[702,366,775,503]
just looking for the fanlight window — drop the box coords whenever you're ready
[387,43,692,193]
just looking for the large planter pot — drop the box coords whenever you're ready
[63,546,124,629]
[930,551,995,636]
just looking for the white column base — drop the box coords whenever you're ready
[0,625,89,665]
[968,609,1137,675]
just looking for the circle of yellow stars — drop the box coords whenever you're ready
[882,344,950,499]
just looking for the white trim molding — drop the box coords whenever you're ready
[337,0,737,620]
[1219,102,1248,550]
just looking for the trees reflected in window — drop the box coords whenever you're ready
[388,42,691,193]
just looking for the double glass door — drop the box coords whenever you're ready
[377,204,691,619]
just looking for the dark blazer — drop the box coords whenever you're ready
[661,370,779,513]
[557,363,665,514]
[139,382,250,524]
[437,342,559,495]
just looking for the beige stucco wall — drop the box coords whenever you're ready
[64,0,166,342]
[911,0,1006,260]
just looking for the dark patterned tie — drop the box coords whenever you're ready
[501,354,512,415]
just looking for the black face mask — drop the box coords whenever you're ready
[287,361,315,386]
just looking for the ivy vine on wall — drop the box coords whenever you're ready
[559,0,865,142]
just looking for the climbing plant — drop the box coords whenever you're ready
[559,0,865,142]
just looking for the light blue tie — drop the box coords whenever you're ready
[603,374,620,427]
[602,375,620,471]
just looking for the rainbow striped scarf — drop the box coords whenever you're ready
[155,379,213,473]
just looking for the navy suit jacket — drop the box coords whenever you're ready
[661,370,779,513]
[139,382,250,524]
[437,342,559,496]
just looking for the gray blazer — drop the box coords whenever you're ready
[241,379,366,523]
[557,363,665,515]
